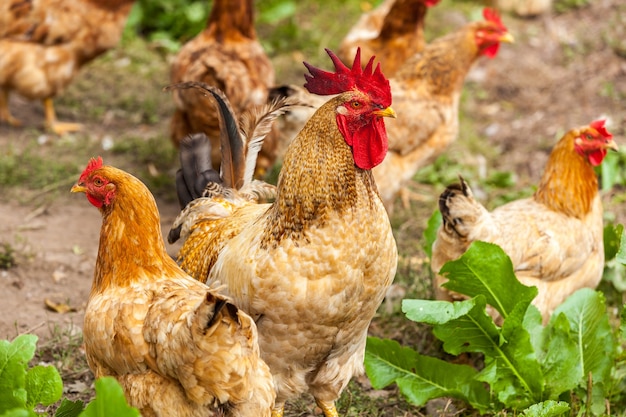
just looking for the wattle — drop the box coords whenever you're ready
[588,149,607,166]
[337,115,388,170]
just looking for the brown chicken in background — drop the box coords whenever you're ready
[0,0,135,135]
[374,7,514,211]
[169,49,398,417]
[169,0,277,177]
[71,157,275,417]
[271,8,513,212]
[431,120,618,323]
[338,0,441,77]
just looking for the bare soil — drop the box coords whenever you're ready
[0,1,625,414]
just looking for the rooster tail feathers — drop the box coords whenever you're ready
[165,82,245,190]
[238,95,305,188]
[175,133,222,209]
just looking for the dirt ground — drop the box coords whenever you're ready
[0,0,625,413]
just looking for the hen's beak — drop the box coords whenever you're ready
[374,106,396,119]
[500,33,515,43]
[605,139,619,152]
[71,184,86,193]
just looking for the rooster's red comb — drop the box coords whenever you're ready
[590,119,613,139]
[80,156,103,182]
[303,48,391,107]
[483,7,506,30]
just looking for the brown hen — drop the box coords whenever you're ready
[71,157,275,417]
[169,49,398,417]
[0,0,135,135]
[431,120,618,323]
[338,0,440,77]
[169,0,277,177]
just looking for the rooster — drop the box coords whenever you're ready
[169,49,398,417]
[169,0,277,177]
[71,157,275,417]
[431,120,618,323]
[0,0,135,135]
[374,7,514,210]
[338,0,441,77]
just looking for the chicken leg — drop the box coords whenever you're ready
[315,399,338,417]
[44,97,82,135]
[0,89,22,127]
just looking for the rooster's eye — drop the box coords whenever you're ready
[585,133,593,140]
[351,102,361,108]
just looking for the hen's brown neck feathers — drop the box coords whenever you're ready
[205,0,256,41]
[394,25,481,95]
[378,0,429,40]
[533,129,599,219]
[261,98,377,248]
[92,168,180,295]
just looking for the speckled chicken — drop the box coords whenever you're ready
[0,0,135,135]
[169,0,277,176]
[169,49,398,417]
[71,157,275,417]
[338,0,440,77]
[431,120,618,323]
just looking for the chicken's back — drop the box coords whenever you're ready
[432,189,604,320]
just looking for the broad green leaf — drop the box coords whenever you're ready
[615,226,626,265]
[402,298,475,325]
[364,337,490,413]
[540,313,582,397]
[25,365,63,407]
[603,223,624,261]
[522,305,545,356]
[55,399,85,417]
[80,377,140,417]
[423,210,442,259]
[439,241,537,319]
[417,296,544,408]
[0,335,38,412]
[0,410,33,417]
[522,400,570,416]
[551,288,615,411]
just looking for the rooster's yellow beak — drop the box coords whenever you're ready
[374,106,396,119]
[71,184,86,194]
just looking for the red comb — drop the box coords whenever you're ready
[303,48,392,107]
[590,119,612,139]
[80,156,103,182]
[483,7,505,30]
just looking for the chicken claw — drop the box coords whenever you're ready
[270,406,284,417]
[44,98,83,135]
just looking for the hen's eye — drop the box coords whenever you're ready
[93,178,103,187]
[351,102,361,108]
[585,133,593,140]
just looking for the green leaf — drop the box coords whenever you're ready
[423,210,442,259]
[540,313,582,397]
[402,298,475,325]
[603,223,624,261]
[522,400,570,416]
[551,289,615,412]
[0,410,33,417]
[439,241,538,320]
[364,337,490,413]
[0,335,38,412]
[55,399,85,417]
[80,377,140,417]
[25,365,63,407]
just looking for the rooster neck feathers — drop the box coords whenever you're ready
[534,128,601,219]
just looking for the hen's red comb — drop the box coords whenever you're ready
[80,156,103,183]
[303,48,391,107]
[590,119,613,139]
[483,7,506,30]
